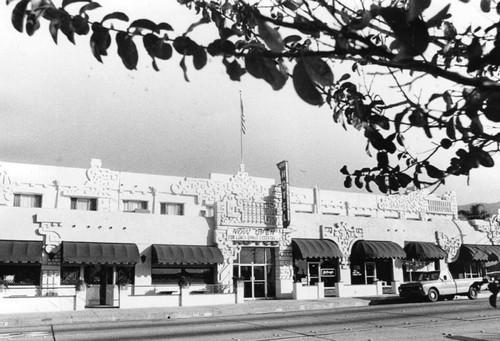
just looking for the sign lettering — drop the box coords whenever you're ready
[277,160,290,228]
[227,227,282,242]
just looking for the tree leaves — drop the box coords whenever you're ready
[244,49,287,91]
[11,0,29,33]
[293,59,323,106]
[257,20,285,53]
[7,0,500,196]
[90,22,111,62]
[379,6,429,58]
[116,32,138,70]
[102,12,129,24]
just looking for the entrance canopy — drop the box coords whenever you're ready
[460,244,500,261]
[404,241,447,260]
[292,238,342,259]
[351,240,406,259]
[152,244,224,265]
[62,241,140,265]
[0,240,42,263]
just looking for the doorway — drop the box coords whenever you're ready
[84,265,115,307]
[233,247,275,299]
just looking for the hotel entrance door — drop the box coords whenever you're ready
[233,247,275,299]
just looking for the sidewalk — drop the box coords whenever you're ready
[0,293,488,329]
[0,295,402,329]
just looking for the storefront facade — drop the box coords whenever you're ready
[0,159,499,312]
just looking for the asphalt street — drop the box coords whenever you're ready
[0,298,499,341]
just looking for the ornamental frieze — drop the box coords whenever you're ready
[172,165,271,205]
[436,232,461,263]
[218,199,280,227]
[378,190,427,213]
[470,215,500,245]
[63,159,118,198]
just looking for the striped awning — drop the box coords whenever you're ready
[62,242,140,265]
[292,238,342,259]
[0,240,42,263]
[351,240,406,259]
[460,244,500,261]
[152,244,224,265]
[404,241,447,260]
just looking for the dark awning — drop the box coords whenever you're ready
[0,240,42,263]
[152,244,224,265]
[62,242,140,265]
[351,240,406,259]
[404,241,447,260]
[292,238,342,259]
[461,244,500,261]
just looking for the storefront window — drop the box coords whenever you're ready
[403,260,438,282]
[0,265,40,285]
[449,260,484,279]
[116,267,135,285]
[61,266,80,285]
[152,266,214,285]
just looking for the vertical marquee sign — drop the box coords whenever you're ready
[277,160,291,228]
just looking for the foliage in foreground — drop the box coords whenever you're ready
[6,0,500,194]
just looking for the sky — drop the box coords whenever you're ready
[0,1,499,206]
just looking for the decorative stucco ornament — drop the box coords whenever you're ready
[322,222,363,265]
[378,190,427,213]
[172,166,281,227]
[64,159,118,199]
[470,215,500,245]
[37,222,62,255]
[0,165,13,204]
[171,165,270,204]
[436,232,461,263]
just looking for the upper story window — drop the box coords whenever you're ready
[123,200,148,212]
[71,197,97,211]
[160,203,184,215]
[13,194,42,208]
[200,205,214,217]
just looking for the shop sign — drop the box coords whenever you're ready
[321,268,336,277]
[277,160,290,228]
[227,227,282,242]
[352,265,362,276]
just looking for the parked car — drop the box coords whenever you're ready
[398,270,486,302]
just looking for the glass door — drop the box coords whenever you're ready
[233,247,275,299]
[308,262,320,285]
[365,262,376,284]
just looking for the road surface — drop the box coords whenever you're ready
[1,298,499,341]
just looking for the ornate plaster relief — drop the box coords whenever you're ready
[436,231,461,263]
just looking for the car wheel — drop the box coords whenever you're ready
[428,288,439,302]
[468,286,478,300]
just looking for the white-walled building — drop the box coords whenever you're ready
[0,159,498,312]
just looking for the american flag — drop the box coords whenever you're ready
[240,91,246,135]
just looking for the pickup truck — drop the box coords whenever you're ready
[398,270,486,302]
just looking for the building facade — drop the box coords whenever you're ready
[0,159,499,312]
